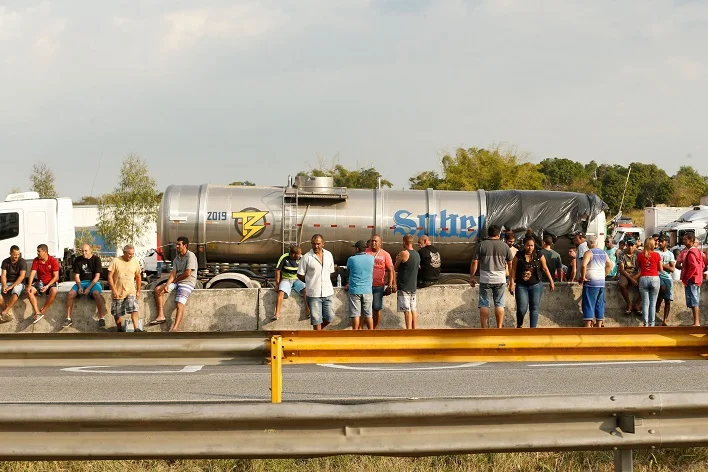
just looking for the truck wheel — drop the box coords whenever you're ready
[211,280,247,289]
[438,274,470,285]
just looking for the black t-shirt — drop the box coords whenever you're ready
[514,251,541,286]
[1,257,26,284]
[73,255,102,281]
[418,245,441,282]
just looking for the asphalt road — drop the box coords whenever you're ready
[1,360,706,403]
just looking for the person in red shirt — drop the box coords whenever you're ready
[365,234,395,329]
[677,233,707,326]
[634,238,663,327]
[27,244,60,323]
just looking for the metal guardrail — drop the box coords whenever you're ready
[1,392,707,468]
[268,327,708,402]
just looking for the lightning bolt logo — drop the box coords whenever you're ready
[232,210,269,242]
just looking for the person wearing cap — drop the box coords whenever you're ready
[272,245,308,321]
[655,234,675,325]
[618,238,640,315]
[345,240,375,330]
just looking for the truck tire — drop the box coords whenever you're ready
[438,274,470,284]
[211,280,247,289]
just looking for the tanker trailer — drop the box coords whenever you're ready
[157,176,607,289]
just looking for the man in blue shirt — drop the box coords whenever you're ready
[346,240,375,330]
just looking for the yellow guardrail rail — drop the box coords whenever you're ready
[269,327,708,402]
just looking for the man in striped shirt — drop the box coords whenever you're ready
[272,245,308,321]
[580,235,614,328]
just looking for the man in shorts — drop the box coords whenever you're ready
[395,234,421,329]
[0,245,26,322]
[63,243,106,328]
[346,240,375,330]
[365,234,395,329]
[470,225,513,328]
[27,244,60,323]
[677,232,706,326]
[108,244,142,332]
[298,234,336,330]
[655,234,675,325]
[272,245,308,321]
[150,236,198,332]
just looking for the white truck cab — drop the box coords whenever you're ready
[612,224,645,245]
[0,192,75,272]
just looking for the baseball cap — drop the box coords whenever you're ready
[352,240,367,250]
[626,238,636,245]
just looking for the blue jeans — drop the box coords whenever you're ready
[306,295,334,326]
[639,276,660,326]
[515,283,543,328]
[582,285,605,321]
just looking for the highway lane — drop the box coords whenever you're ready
[1,360,707,403]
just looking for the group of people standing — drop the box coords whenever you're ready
[272,233,441,330]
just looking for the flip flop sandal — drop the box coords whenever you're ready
[148,319,167,326]
[32,314,44,324]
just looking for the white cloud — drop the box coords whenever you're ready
[161,4,287,52]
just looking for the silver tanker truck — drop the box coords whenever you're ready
[156,176,608,289]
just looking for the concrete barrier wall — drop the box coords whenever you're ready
[1,282,706,333]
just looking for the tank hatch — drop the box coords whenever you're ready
[285,176,348,201]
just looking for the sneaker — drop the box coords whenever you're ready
[62,318,73,328]
[98,318,106,328]
[134,328,144,333]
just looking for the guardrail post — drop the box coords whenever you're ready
[614,449,633,472]
[270,336,283,403]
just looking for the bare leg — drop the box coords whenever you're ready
[92,291,106,318]
[351,317,360,330]
[153,286,167,322]
[27,288,41,315]
[0,296,5,311]
[494,306,505,328]
[1,294,19,314]
[170,302,185,332]
[65,290,77,319]
[41,288,58,314]
[363,316,374,330]
[410,311,418,329]
[663,300,671,325]
[130,311,140,331]
[404,311,413,329]
[302,289,310,316]
[692,307,700,327]
[274,291,285,319]
[313,323,322,331]
[479,307,490,328]
[372,310,381,329]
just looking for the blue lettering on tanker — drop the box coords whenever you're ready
[392,209,485,239]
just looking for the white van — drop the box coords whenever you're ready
[0,192,75,273]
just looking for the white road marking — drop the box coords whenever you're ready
[62,365,204,374]
[317,363,486,372]
[527,360,685,367]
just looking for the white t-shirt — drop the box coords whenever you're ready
[298,249,335,297]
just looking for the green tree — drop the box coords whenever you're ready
[97,153,161,250]
[30,162,57,198]
[432,146,545,191]
[229,181,256,186]
[409,170,443,190]
[73,196,101,205]
[538,158,587,191]
[669,166,708,206]
[629,163,673,208]
[299,163,392,189]
[595,165,636,215]
[74,228,96,252]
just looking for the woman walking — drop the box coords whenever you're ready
[635,237,663,327]
[509,236,555,328]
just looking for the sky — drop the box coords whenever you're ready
[1,0,707,200]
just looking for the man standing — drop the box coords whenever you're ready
[150,236,198,332]
[0,245,26,322]
[618,238,640,315]
[604,238,619,281]
[63,244,106,328]
[540,235,562,282]
[580,235,614,328]
[655,235,675,326]
[417,235,441,288]
[470,225,513,328]
[108,244,142,332]
[366,234,395,329]
[27,244,60,323]
[298,234,336,330]
[346,240,375,330]
[570,232,588,282]
[272,245,308,321]
[395,234,420,329]
[677,233,706,326]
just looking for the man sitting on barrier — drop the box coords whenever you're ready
[150,236,198,332]
[0,245,26,322]
[63,243,106,328]
[26,244,60,324]
[272,245,308,321]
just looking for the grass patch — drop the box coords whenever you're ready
[3,448,708,472]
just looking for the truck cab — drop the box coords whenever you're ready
[0,192,75,278]
[612,224,645,246]
[659,205,708,251]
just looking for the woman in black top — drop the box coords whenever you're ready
[508,236,555,328]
